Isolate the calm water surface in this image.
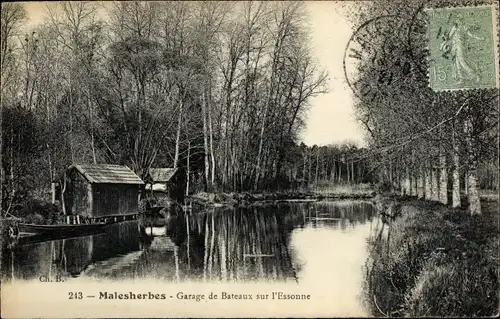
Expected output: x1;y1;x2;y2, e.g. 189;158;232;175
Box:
2;200;376;310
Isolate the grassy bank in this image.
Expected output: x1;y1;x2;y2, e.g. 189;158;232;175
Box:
188;183;375;207
364;198;499;317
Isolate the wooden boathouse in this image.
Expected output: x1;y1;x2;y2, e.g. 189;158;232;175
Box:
62;164;144;218
144;168;182;200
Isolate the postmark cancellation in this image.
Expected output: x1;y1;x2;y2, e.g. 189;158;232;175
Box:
426;4;499;91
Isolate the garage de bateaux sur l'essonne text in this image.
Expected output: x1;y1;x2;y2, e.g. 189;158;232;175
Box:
96;291;312;301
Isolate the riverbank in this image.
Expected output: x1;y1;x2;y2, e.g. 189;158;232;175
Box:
2;198;63;224
364;197;499;317
188;184;376;207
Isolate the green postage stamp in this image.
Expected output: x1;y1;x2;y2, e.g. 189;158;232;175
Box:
426;5;499;91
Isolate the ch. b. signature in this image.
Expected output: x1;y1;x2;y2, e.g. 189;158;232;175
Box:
39;274;65;282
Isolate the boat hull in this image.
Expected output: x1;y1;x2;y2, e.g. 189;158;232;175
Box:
19;223;107;236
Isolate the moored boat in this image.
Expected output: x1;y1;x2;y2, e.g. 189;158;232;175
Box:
18;222;107;236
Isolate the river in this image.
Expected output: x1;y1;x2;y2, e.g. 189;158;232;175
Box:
1;200;377;316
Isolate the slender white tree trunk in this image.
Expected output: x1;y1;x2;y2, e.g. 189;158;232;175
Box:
351;161;355;183
466;169;481;215
254;85;271;190
410;152;417;197
431;166;439;201
69;77;75;163
425;167;433;201
412;170;418;197
331;161;336;182
464;116;481;215
347;161;351;183
315;149;319;185
407;167;412;196
174;100;183;169
439;152;448;205
302;153;306;185
185;140;190;199
388;159;393;190
415;174;419;198
451;139;461;208
208;97;216;187
201;90;210;190
338;162;341;183
88;93;97;164
417;169;424;198
400;175;406;195
452;153;460;207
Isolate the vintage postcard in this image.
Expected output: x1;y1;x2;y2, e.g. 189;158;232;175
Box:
1;1;498;318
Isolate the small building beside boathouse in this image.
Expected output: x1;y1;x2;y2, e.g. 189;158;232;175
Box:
144;167;183;200
62;164;144;217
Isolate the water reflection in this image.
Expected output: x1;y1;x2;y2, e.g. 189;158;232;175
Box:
1;200;375;284
304;201;375;230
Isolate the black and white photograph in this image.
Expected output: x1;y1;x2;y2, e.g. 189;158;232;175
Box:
1;0;498;317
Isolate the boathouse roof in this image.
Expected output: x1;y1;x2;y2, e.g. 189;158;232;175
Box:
70;164;144;185
148;168;178;183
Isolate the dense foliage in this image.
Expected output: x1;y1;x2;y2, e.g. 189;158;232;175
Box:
1;2;330;213
349;0;498;215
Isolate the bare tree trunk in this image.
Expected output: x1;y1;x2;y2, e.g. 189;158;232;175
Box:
315;149;319;185
68;77;75;163
425;167;433;201
397;166;402;193
346;161;351;183
174;100;183;169
439;150;448;205
338;163;342;183
464;169;468;195
417;168;424;198
464;116;481;215
400;174;406;195
89;93;97;164
201;90;210;191
302;153;306;186
410;152;417;197
208;93;216;188
452;126;461;207
308;150;312;183
411;170;418;197
351;161;355;183
406;167;411;196
61;173;67;215
388;158;393;190
408;172;412;196
185;140;190;200
203;216;209;281
466;168;481;215
431;166;439;201
254;105;268;191
331;160;336;182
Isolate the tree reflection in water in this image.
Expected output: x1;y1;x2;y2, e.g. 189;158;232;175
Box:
1;201;375;283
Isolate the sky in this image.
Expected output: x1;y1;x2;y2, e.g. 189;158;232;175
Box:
302;2;366;147
19;1;366;147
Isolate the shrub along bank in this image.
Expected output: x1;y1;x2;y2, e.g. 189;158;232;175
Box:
364;199;498;317
188;184;376;207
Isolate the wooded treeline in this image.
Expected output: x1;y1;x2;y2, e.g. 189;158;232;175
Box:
291;142;374;188
1;1;328;211
351;0;498;215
